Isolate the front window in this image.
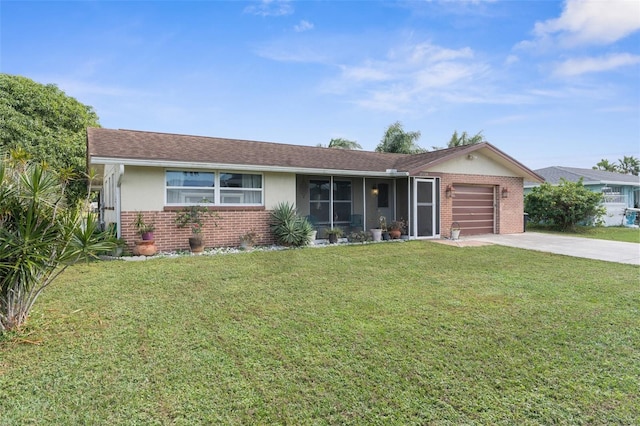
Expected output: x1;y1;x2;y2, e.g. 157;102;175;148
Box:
220;173;262;205
166;171;215;204
166;170;262;206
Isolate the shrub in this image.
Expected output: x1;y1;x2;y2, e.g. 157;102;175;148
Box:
0;153;115;332
270;202;313;247
525;178;605;231
348;231;372;243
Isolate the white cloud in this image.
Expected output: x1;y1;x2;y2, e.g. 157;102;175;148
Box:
330;41;486;111
553;53;640;76
338;62;390;82
403;42;473;63
244;0;293;17
294;20;314;32
504;55;519;66
529;0;640;47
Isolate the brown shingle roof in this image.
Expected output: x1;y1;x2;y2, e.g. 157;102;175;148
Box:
87;128;405;174
87;128;542;181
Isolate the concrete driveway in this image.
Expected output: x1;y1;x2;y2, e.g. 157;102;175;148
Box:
464;232;640;266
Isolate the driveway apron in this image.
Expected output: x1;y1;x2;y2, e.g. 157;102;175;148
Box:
466;232;640;266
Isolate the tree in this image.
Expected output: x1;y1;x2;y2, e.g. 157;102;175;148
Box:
447;130;486;147
617;155;639;176
0;152;114;333
375;121;424;154
328;138;362;150
0;74;100;203
524;178;605;231
592;159;619;173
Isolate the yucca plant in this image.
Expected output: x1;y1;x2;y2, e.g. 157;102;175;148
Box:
270;202;313;247
0;152;115;333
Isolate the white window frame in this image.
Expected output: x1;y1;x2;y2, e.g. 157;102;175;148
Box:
219;172;263;206
165;169;263;207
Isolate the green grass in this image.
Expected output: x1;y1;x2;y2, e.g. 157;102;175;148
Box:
527;224;640;243
1;242;639;425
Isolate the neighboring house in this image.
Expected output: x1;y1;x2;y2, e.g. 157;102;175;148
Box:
524;166;640;226
87;128;543;252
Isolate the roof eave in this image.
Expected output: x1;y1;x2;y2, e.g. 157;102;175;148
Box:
88;156;409;178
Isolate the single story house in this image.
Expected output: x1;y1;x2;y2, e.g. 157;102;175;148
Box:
525;166;640;227
87;128;543;252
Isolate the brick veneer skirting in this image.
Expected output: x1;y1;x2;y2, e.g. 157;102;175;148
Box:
121;209;274;252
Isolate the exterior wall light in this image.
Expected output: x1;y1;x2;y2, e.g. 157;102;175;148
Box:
446;185;456;198
502;187;509;199
372;184;379;196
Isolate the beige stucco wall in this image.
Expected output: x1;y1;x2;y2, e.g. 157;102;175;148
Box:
429;152;520;177
264;172;296;209
120;166;165;211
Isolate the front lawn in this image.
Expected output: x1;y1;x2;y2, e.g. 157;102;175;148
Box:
1;242;638;424
527;224;640;243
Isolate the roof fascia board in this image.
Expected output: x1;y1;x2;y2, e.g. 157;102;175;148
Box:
406;143;544;182
525;180;640;187
89;157;408;177
599;180;640;186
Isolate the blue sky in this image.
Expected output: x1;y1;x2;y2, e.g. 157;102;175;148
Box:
2;0;639;170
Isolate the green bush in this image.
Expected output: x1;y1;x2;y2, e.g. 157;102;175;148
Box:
0;153;115;332
525;178;605;231
348;230;372;243
270;202;313;247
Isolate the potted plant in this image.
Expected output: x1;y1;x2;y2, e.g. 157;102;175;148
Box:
111;238;127;257
379;216;390;240
174;206;219;253
133;211;155;240
239;229;259;249
451;221;461;240
388;219;405;239
370;216;385;242
324;227;343;244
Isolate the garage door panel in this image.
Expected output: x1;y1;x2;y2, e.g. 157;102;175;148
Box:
453;213;494;222
453;200;493;207
452;185;495;235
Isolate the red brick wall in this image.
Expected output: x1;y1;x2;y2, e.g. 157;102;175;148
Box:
121;209;274;252
436;173;524;237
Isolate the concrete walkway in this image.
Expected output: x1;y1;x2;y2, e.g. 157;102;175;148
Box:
462;232;640;266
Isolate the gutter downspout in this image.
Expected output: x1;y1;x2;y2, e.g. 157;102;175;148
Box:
116;164;124;238
407;176;411;238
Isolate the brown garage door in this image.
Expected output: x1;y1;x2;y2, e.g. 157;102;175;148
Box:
452;185;495;235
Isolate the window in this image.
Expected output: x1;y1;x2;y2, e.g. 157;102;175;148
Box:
220;173;262;205
602;186;621;195
166;170;263;206
377;183;389;207
309;178;351;224
166;171;215;205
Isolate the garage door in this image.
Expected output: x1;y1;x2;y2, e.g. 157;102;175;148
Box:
452;185;495;235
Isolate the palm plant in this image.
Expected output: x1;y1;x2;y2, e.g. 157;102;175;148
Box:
375;121;425;154
0;153;115;332
328;138;362;150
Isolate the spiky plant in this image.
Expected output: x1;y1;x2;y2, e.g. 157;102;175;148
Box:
0;152;115;333
270;202;313;247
